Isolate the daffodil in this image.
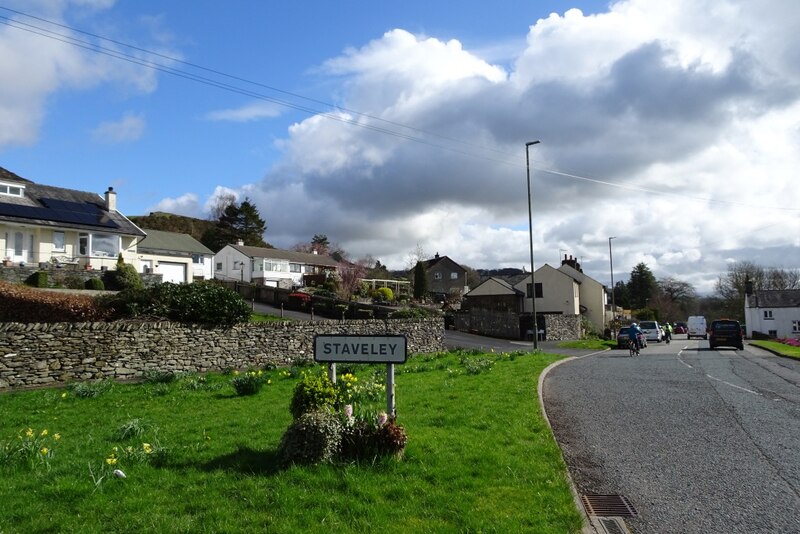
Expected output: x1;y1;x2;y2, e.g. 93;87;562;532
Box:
143;443;153;454
25;428;34;438
61;392;67;398
54;433;61;441
40;429;48;437
106;457;117;465
40;447;49;455
267;379;272;385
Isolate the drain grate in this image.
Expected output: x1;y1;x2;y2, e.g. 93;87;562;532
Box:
581;494;638;517
596;516;630;534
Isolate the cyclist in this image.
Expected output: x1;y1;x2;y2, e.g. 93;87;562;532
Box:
628;322;643;353
663;321;673;343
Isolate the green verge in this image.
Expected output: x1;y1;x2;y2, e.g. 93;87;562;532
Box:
250;311;290;322
557;338;615;350
749;340;800;360
0;350;584;533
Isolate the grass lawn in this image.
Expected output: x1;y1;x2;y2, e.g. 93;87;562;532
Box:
750;340;800;360
0;349;584;533
557;338;615;350
250;311;290;322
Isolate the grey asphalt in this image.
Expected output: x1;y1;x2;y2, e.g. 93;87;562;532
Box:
542;336;800;534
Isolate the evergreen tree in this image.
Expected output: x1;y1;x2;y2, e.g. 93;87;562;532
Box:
413;261;428;300
627;262;657;310
201;197;268;252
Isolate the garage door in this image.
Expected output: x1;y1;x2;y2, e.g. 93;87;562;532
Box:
159;262;187;284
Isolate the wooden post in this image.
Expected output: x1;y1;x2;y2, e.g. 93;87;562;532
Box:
328;363;337;384
386;363;395;418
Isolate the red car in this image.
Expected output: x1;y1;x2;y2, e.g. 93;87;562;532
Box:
673;323;687;334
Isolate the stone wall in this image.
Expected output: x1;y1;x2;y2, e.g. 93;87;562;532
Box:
0;318;443;389
0;265;162;288
451;308;581;341
544;314;581;341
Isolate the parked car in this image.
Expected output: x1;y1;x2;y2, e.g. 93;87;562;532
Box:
687;316;708;340
638;320;663;342
617;327;647;349
673;322;687;334
708;319;744;350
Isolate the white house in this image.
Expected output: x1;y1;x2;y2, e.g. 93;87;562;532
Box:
214;243;338;288
137;229;214;283
744;289;800;339
514;264;581;316
0;166;145;270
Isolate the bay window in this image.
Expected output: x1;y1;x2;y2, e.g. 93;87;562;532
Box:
78;232;120;257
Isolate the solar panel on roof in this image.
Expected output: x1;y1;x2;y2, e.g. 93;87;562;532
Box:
0;199;119;229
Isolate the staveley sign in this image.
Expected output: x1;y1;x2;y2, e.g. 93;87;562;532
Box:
313;335;407;364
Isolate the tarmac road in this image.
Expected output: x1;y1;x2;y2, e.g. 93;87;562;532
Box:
542;335;800;534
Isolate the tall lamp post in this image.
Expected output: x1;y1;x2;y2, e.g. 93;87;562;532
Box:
608;236;616;331
526;140;541;350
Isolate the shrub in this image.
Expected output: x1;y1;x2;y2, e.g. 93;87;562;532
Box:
142;369;176;384
99;282;250;326
278;410;343;465
68;380;112;398
0;282;109;323
85;277;105;291
25;271;48;288
341;414;408;460
64;274;84;290
231;371;266;396
289;371;337;419
103;259;143;291
375;287;393;302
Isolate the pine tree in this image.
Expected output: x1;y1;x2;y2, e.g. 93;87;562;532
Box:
413;261;428;300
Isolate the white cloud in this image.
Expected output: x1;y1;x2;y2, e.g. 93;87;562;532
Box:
148;192;201;217
205;101;284;122
91;113;145;143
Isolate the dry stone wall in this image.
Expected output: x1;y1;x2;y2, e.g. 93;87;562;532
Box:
0;318;443;389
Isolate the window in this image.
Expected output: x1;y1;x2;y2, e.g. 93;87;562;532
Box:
768;330;777;338
53;231;65;252
450;272;459;280
526;283;543;298
434;272;442;280
0;183;24;197
78;233;119;257
764;310;774;320
192;254;204;264
792;320;800;333
216;262;222;270
290;263;301;273
264;261;288;272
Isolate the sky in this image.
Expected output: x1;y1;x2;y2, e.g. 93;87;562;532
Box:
1;0;799;294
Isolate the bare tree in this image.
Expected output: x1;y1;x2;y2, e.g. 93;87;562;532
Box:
208;193;236;221
336;258;368;300
406;242;428;271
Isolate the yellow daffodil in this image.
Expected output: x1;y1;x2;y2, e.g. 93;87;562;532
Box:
40;429;48;437
267;379;272;385
106;457;117;465
61;392;67;398
25;428;34;438
143;443;153;454
54;433;61;441
40;447;49;455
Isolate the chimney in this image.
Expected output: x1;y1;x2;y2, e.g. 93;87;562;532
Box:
105;187;117;211
236;239;244;246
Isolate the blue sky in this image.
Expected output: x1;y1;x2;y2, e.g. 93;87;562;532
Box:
1;0;799;293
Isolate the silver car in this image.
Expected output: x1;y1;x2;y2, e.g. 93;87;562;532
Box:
638;320;663;342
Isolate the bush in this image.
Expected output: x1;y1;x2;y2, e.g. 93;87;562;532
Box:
231;371;266;396
25;271;48;288
68;380;112;398
341;415;408;461
103;261;143;291
289;371;337;419
0;281;108;323
64;274;84;290
278;410;343;465
142;369;176;384
85;277;105;291
99;282;250;326
375;287;393;302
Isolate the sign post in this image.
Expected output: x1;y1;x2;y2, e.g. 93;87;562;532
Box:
314;334;407;418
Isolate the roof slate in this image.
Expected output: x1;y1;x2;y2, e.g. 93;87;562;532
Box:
750;289;800;308
0;166;145;236
138;229;213;256
230;244;338;267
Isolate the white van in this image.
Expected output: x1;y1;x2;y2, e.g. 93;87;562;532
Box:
687;316;708;339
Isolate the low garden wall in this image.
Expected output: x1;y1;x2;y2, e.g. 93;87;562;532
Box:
0;318;444;390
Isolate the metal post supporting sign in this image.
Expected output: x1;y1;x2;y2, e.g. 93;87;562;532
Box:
314;334;407;418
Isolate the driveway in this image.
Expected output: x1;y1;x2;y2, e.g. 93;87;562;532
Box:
542;336;800;533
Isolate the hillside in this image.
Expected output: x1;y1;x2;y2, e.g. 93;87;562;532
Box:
129;212;216;242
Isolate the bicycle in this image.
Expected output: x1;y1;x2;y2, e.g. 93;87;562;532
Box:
628;338;640;357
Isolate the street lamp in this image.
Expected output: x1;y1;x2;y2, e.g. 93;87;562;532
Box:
608;236;616;330
526;140;540;350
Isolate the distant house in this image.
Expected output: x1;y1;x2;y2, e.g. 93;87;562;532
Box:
744;288;800;339
421;253;468;301
461;277;524;339
137;229;214;283
0;166;145;270
214;243;338;288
